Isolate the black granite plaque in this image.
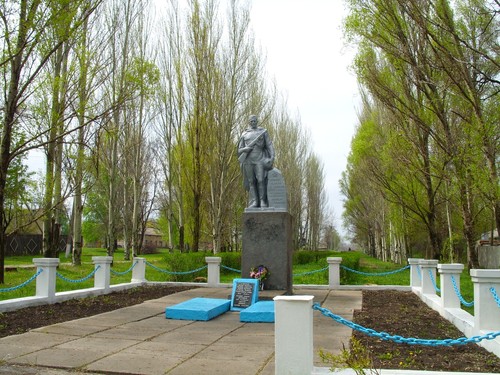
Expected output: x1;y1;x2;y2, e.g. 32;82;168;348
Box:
230;278;259;311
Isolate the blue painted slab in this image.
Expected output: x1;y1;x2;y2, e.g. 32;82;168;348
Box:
240;301;275;323
165;298;230;321
230;278;259;311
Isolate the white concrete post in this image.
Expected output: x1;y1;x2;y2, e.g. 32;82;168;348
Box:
327;257;342;288
131;257;146;283
274;295;314;375
92;256;113;292
438;263;464;309
420;259;439;295
408;258;423;288
33;258;60;301
205;257;221;286
470;269;500;332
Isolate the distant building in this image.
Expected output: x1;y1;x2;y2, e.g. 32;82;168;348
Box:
143;227;166;249
479;229;499;246
478;229;500;268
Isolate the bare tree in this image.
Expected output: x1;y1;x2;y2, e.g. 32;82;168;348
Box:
0;0;100;281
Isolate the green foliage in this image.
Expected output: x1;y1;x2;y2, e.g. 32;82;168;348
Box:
219;252;241;274
82;218;106;245
156;215;174;249
339;252;363;284
320;337;380;375
292;251;363;285
159;251;208;282
347;255;410;286
124;57;160;98
293;250;333;265
342;0;500;266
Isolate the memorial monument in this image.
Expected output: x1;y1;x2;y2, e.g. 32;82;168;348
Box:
238;115;293;293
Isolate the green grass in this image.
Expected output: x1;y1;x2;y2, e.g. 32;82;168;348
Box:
0;249;476;315
0;248;208;300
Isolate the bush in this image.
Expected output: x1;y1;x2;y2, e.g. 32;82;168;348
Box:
161;251;208;282
218;252;241;274
293;250;338;265
338;251;362;284
141;245;159;255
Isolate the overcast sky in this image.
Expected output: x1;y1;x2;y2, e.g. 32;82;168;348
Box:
249;0;360;235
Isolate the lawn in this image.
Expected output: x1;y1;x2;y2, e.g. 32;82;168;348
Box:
0;249;475;315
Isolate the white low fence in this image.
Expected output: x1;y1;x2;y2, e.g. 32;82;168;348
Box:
0;256;229;312
276;257;500;374
2;256;500;374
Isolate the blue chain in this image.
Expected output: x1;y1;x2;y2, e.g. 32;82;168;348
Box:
145;261;207;275
416;265;422;279
490;287;500;308
0;269;43;292
312;303;500;346
340;265;410;276
293;266;328;277
428;269;441;293
110;261;138;276
451;275;474;307
56;265;101;283
221;265;241;273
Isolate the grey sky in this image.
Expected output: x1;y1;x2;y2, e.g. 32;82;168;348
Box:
250;0;360;235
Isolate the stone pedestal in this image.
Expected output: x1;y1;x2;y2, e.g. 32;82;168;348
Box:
241;211;293;294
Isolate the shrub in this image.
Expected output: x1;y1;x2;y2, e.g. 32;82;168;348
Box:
218;252;241;274
293;250;339;265
161;251;208;282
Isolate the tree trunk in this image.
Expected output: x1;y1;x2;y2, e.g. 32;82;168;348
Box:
107;132;118;257
461;183;479;269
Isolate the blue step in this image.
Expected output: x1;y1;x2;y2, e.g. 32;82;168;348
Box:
240;301;275;323
165;298;231;321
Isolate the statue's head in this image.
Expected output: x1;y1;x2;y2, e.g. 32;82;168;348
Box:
249;115;258;129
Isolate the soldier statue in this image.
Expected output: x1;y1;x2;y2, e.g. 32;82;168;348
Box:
238;115;275;208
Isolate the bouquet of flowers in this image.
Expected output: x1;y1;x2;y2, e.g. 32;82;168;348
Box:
250;265;269;282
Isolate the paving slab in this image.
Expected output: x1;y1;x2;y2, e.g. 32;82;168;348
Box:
123;341;207;358
166;357;269;375
85;349;186;375
11;347;107;369
0;287;362;374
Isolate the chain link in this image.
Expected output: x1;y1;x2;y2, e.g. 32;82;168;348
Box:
490;287;500;308
340;264;410;276
56;265;101;283
428;269;441;293
0;269;43;292
145;261;207;275
110;261;138;276
293;266;328;277
451;275;474;307
312;303;500;346
221;265;241;273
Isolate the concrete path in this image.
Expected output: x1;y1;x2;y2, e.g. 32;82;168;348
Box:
0;287;362;375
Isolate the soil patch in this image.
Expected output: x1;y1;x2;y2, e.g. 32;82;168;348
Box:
352;289;500;373
0;285;193;338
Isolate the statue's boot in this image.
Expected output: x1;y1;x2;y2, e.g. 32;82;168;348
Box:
258;182;268;208
249;185;260;207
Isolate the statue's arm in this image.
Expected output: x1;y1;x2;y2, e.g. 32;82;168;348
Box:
265;133;275;162
237;136;246;156
238;134;253;155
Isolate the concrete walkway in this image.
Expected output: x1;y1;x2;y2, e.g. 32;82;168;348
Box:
0;287;362;375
